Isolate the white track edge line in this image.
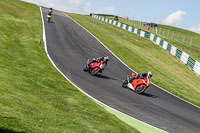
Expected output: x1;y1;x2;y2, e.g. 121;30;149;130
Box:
40;6;168;133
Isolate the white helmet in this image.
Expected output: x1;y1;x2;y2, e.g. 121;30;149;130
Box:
147;72;153;78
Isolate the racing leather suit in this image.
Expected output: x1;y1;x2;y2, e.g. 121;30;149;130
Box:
91;57;104;63
129;73;148;83
87;57;104;73
48;9;53;16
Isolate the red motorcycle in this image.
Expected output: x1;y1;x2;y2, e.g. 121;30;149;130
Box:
83;59;105;76
122;73;151;94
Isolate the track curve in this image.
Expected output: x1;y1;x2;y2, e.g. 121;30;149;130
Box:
41;7;200;133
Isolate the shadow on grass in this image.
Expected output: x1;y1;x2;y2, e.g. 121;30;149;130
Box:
0;117;26;133
0;129;25;133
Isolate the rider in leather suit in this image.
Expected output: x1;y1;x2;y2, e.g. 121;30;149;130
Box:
90;56;109;64
48;8;53;15
129;72;153;82
88;56;109;72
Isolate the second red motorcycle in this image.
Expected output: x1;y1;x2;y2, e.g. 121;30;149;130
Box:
122;73;151;94
83;59;106;76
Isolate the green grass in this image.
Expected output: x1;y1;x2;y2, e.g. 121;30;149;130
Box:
67;13;200;107
0;0;141;132
105;16;200;62
103;105;165;133
156;25;200;62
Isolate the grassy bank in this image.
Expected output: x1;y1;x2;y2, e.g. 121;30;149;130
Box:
67;13;200;106
0;0;140;132
106;16;200;62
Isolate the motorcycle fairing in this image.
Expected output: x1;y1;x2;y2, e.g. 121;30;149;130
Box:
127;83;135;91
131;78;146;89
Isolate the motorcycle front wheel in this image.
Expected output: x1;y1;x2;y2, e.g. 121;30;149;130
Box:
90;69;99;76
135;85;146;94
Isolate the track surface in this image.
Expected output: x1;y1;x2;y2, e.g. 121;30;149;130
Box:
41;7;200;133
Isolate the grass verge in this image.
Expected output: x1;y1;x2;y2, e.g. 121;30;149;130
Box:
102;105;165;133
0;0;141;132
106;16;200;62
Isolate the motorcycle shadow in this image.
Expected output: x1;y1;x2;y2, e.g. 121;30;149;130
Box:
126;88;159;98
95;74;117;80
48;21;54;23
140;92;159;98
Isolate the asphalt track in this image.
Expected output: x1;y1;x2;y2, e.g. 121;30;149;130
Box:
41;7;200;133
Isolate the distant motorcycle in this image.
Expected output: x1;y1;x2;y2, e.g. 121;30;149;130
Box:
46;14;52;22
83;59;106;76
122;73;151;94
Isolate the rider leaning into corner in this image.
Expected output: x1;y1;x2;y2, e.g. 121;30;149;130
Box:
90;56;109;63
129;72;153;82
48;8;53;15
88;56;109;69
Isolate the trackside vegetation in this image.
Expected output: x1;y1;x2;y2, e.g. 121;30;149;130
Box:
0;0;141;132
106;16;200;62
67;13;200;107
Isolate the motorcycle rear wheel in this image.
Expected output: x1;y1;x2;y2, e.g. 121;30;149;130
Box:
122;80;128;88
83;66;88;72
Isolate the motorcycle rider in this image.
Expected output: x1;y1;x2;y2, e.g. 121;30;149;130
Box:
89;56;109;64
46;8;53;22
129;72;153;83
87;56;109;72
48;8;53;15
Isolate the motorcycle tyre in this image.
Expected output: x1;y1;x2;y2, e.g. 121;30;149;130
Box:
135;85;146;94
122;80;128;88
83;66;88;72
47;18;50;22
90;69;99;76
